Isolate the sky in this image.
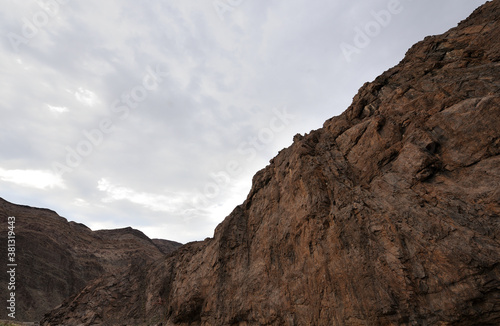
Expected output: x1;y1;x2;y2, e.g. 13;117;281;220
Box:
0;0;488;243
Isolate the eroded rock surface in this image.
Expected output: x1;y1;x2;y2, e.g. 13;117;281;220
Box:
0;198;182;321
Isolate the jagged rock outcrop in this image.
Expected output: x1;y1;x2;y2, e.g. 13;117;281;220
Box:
43;1;500;325
0;198;182;321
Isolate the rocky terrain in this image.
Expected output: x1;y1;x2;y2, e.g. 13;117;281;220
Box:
0;198;182;321
7;0;499;324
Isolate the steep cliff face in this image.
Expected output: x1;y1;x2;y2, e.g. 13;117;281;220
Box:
0;198;182;321
43;1;500;325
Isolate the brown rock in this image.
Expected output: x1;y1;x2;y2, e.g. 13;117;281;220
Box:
41;0;500;325
153;239;184;255
0;198;182;321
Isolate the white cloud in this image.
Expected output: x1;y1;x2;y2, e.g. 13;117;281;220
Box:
73;198;90;207
97;178;191;214
74;87;99;106
0;168;65;190
47;104;68;113
85;220;121;232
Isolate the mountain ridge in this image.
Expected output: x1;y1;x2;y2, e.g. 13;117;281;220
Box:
0;197;182;321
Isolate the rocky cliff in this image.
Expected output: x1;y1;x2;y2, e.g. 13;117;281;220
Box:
41;0;500;324
0;198;182;321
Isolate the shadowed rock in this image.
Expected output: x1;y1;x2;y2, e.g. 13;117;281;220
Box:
0;198;182;321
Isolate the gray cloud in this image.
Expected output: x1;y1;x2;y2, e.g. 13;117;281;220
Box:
0;0;487;243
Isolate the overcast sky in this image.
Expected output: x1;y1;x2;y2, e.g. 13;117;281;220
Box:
0;0;487;243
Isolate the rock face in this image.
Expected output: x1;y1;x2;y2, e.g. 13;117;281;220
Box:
42;1;500;325
0;198;182;321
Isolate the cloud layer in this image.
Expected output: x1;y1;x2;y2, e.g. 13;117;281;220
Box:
0;0;487;243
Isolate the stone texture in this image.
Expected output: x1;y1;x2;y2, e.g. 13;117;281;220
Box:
0;198;182;321
41;0;500;324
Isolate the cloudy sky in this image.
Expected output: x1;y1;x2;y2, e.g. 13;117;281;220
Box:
0;0;487;243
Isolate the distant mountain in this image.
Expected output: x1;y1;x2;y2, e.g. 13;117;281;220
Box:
0;198;182;321
26;0;500;324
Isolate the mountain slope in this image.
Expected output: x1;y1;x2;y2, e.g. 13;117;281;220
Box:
0;198;182;321
43;1;500;325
